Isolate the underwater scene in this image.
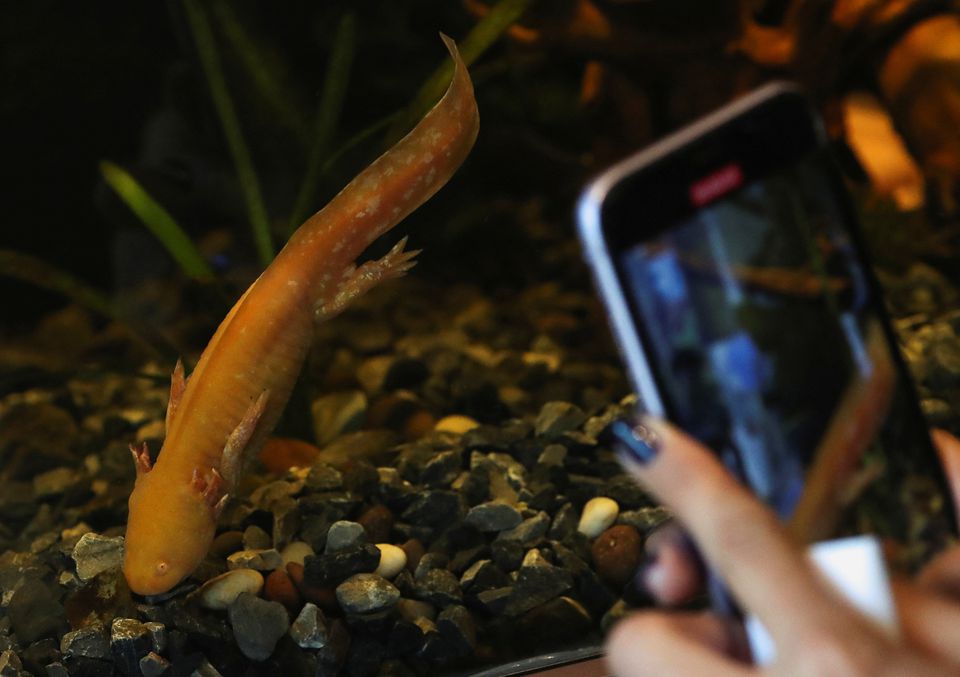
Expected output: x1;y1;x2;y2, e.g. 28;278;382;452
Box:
2;2;960;676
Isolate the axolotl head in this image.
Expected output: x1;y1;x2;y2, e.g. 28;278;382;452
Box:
123;466;218;596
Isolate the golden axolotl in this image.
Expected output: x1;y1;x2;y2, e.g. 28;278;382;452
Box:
123;36;478;596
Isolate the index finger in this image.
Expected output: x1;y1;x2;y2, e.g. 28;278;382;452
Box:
616;416;849;640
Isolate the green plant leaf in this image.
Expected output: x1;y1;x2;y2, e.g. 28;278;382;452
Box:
0;248;174;358
183;0;274;266
100;161;215;282
209;0;309;142
385;0;534;145
288;11;358;233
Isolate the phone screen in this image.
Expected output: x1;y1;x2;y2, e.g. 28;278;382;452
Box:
613;147;954;564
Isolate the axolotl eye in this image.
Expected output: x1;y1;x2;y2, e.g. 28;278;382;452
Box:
155;560;170;577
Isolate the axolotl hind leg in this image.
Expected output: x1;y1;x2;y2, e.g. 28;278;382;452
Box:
314;236;420;322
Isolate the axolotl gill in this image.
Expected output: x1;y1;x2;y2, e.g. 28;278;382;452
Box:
123;36;479;596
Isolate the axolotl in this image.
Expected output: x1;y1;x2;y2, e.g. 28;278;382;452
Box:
123;36;479;596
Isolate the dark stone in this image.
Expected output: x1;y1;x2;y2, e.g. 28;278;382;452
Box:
460;560;510;595
496;511;549;545
325;521;368;553
421;450;462;488
21;638;59;675
345;634;386;677
490;539;524;572
459;468;489;507
227;593;290;662
534;402;587;438
109;618;152;676
548;503;579;541
448;544;488;575
138;652;170;677
340;460;380;495
356;504;394;543
383;357;429;391
565;474;607;506
617;506;671;535
437;605;476;658
603;475;651;509
401;491;462;528
387;620;427;657
461;422;529;452
526;483;561;512
517;596;594;648
474;587;512;615
503;558;574;617
413;552;448;580
336;574;400;614
413;569;462;608
304;544;381;587
306;463;344;492
464;501;521;532
9;578;64;643
60;624;109;660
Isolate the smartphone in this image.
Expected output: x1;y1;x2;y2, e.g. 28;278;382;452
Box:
576;82;955;567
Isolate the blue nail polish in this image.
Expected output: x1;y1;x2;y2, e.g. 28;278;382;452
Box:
607;416;660;464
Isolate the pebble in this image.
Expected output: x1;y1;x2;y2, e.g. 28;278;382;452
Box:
197;569;265;610
72;533;124;582
497;511;550;544
325;521;368;554
60;624;109;659
139;652;170;677
465;501;523;532
32;467;78;498
413;568;462;607
110;618;152;676
226;548;284;571
290;603;332;650
242;525;272;550
264;568;302;613
396;598;436;622
534;401;587;438
434;415;480;434
336;574;400;614
311;390;368;445
357;504;394;543
578;497;620;538
306;463;344;491
591;524;643;587
228;593;290;662
280;541;314;566
303;543;381;586
400;539;425;573
374;544;407;579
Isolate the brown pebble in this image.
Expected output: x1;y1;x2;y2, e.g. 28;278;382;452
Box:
287;562;338;613
400;538;425;573
357;504;395;543
591;524;642;587
264;568;302;614
258;437;322;473
210;531;244;558
404;409;436;440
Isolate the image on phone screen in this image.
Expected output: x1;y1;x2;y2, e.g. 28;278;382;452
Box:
615;150;953;565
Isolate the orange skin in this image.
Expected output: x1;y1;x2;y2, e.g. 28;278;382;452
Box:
123;36;479;596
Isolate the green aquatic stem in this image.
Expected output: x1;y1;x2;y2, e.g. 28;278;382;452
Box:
100;162;215;282
183;0;273;267
287;11;358;233
0;249;173;358
209;0;309;142
385;0;534;145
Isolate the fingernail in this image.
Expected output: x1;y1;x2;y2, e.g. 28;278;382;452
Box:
607;415;661;465
623;553;658;604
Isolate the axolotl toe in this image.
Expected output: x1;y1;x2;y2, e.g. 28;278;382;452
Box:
122;35;479;596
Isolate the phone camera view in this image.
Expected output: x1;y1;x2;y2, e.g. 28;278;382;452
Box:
619;154;952;565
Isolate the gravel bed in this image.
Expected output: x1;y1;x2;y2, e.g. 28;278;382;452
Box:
0;247;956;675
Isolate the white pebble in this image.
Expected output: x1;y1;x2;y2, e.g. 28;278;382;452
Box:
577;497;620;538
374;543;407;579
280;541;315;567
197;569;264;610
434;415;480;434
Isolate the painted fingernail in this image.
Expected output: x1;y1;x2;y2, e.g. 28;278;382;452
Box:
607;415;661;465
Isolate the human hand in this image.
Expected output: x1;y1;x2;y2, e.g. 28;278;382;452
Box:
605;418;960;675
